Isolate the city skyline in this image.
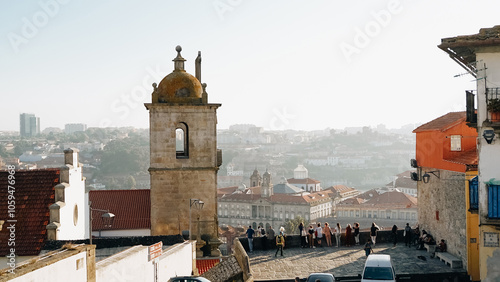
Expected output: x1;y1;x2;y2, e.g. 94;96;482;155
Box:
2;1;499;131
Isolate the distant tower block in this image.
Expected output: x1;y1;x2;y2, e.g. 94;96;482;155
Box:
145;46;222;240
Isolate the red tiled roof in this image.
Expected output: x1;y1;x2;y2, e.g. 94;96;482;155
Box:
217;186;238;196
196;258;220;275
89;190;150;230
364;191;417;208
0;169;60;256
302;190;335;203
356;189;379;200
287;178;320;184
272;193;308;204
444;147;478;166
385;170;417;189
338;197;364;205
412;112;466;133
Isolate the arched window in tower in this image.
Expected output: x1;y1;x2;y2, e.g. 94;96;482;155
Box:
175;122;189;158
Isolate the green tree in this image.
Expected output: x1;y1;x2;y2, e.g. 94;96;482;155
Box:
284;216;306;235
107;177;119;189
13;140;32;156
69;131;89;143
99;135;149;174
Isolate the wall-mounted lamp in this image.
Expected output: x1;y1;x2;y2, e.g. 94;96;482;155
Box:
483;130;495;144
189;198;204;240
422;170;440;184
89;201;115;245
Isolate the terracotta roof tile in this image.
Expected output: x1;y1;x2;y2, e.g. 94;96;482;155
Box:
217;186;238;196
287;178;321;184
0;169;60;256
444;147;478;166
385;170;417;189
338;197;364;205
364;191;417;208
89;190;150;230
196;258;221;275
412;112;466;133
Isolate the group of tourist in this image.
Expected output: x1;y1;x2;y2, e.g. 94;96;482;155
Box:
245;222;426;258
297;221;366;248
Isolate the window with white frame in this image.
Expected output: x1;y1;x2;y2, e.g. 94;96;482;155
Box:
451;135;462;151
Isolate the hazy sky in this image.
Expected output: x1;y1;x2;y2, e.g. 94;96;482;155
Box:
1;0;499;132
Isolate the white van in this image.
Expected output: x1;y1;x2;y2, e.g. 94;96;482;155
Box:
361;254;396;282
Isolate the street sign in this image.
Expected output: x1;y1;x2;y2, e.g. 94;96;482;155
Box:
149;241;163;261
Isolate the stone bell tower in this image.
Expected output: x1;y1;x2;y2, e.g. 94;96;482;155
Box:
145;46;222;247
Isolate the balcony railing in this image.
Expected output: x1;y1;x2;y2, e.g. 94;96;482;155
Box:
486;88;500;123
486;87;500;101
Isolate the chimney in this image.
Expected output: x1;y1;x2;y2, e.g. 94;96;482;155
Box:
64;148;79;167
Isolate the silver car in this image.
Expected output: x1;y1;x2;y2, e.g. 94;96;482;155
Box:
306;272;336;282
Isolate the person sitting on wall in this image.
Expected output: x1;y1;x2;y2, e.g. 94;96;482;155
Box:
435;239;447;252
417;230;435;249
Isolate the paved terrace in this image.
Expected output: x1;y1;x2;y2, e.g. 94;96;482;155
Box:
247;242;468;281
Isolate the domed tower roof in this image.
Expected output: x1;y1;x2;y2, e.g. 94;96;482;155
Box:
252;168;260;176
152;46;205;104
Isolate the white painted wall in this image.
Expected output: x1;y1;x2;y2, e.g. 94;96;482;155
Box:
10;251;87;282
57;150;87;240
92;228;151;237
476;51;500;221
95;242;194;282
59;166;86;239
157;241;195;280
96;245;154;282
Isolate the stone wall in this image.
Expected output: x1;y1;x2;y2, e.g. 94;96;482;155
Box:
418;169;467;268
148;104;220;239
202;256;243;282
233;238;253;282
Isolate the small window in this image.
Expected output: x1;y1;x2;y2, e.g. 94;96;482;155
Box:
73;204;78;226
469;176;479;210
175;123;189;159
451;135;462;151
488;184;500;219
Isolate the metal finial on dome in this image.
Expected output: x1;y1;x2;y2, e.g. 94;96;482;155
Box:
173;45;186;71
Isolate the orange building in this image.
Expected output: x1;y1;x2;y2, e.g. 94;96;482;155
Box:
413;111;478;279
413;111;477;173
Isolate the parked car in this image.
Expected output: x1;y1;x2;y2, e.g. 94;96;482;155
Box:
361;254;396;282
168;276;211;282
306;272;335;282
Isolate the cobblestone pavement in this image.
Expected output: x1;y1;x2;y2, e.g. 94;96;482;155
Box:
248;243;465;280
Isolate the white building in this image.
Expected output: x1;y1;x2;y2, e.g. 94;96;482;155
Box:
65;123;87;134
438;25;500;281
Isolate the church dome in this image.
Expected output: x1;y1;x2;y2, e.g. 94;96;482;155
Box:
153;46;203;104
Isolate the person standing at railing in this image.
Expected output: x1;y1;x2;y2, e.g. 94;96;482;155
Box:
370;222;380;246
